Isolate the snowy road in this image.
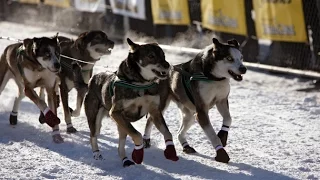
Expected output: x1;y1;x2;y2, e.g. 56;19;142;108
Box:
0;22;319;180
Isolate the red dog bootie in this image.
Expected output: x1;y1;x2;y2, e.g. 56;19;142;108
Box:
132;144;144;164
43;108;60;128
164;140;179;161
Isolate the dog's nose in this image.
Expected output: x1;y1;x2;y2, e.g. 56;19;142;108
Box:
160;71;167;76
239;65;247;74
54;63;61;70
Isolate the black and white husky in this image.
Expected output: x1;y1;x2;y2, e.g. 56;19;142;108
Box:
83;38;179;167
143;38;247;163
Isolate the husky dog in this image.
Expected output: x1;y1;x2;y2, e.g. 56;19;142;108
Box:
38;31;114;137
0;35;61;136
83;38;179;167
143;38;247;163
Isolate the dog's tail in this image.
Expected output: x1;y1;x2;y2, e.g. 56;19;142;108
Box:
72;62;88;91
0;48;10;94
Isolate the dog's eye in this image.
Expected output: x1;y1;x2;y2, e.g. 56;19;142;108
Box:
226;56;233;61
148;54;155;59
45;53;50;57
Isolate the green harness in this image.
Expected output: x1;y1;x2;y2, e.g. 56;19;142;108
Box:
109;77;157;97
182;73;226;105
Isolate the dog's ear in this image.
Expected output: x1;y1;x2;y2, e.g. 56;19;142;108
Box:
75;32;88;50
127;38;140;53
23;38;33;49
227;39;240;49
212;38;222;50
53;32;60;44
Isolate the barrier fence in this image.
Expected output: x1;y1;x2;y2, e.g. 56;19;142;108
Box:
1;0;320;73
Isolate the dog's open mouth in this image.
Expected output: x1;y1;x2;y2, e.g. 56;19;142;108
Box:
228;70;243;81
95;47;113;55
152;69;168;79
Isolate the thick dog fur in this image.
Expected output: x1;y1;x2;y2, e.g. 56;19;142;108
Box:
0;35;62;141
38;31;114;137
143;38;247;163
84;38;179;167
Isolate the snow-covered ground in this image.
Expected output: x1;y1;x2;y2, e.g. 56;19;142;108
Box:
0;21;319;180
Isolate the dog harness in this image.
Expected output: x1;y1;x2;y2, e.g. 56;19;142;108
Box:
108;77;157;97
16;45;43;77
182;73;225;105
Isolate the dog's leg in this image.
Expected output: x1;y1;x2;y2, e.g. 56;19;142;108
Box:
38;87;46;124
216;98;231;147
90;107;106;160
60;81;77;133
149;106;179;161
10;79;25;125
71;87;87;117
110;110;144;164
143;117;153;148
177;107;196;154
0;70;11;95
47;88;63;143
24;86;60;128
196;108;230;163
117;126;135;167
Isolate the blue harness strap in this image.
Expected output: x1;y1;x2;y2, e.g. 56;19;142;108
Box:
109;78;157;97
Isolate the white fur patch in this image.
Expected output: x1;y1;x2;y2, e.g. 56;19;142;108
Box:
36;46;59;72
23;68;58;88
87;43;107;60
199;80;230;107
122;95;160;117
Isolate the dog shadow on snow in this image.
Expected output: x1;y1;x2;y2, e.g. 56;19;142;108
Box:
0;105;293;180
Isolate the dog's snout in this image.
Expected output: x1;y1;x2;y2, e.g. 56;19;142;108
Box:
239;65;247;74
160;71;167;76
54;63;61;70
108;40;115;48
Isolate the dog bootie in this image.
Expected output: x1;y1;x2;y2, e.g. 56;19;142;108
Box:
9;111;18;125
43;108;60;128
122;157;135;167
215;146;230;163
218;127;229;147
132;144;144;164
164;140;179;161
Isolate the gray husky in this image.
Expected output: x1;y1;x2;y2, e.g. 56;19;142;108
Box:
83;38;179;167
143;38;247;163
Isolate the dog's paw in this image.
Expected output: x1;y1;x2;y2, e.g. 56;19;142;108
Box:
93;151;104;160
52;134;64;144
217;130;228;147
183;145;197;154
143;138;151;148
67;126;78;133
215;148;230;163
164;145;179;161
122;157;135;167
39;112;46;124
9;112;18;125
132;145;144;164
44;109;60;128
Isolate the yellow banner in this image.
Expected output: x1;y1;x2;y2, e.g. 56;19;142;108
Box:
19;0;39;4
43;0;70;8
253;0;307;42
151;0;190;25
201;0;247;36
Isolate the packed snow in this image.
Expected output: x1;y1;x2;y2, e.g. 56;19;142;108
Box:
0;22;319;180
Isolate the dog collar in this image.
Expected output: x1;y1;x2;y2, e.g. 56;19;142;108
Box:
109;78;157;97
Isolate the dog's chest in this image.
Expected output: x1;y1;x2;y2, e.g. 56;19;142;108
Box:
122;95;160;120
198;81;230;106
23;68;57;88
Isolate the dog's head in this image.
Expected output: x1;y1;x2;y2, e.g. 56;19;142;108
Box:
202;38;247;81
23;34;61;73
74;30;114;60
126;38;170;81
